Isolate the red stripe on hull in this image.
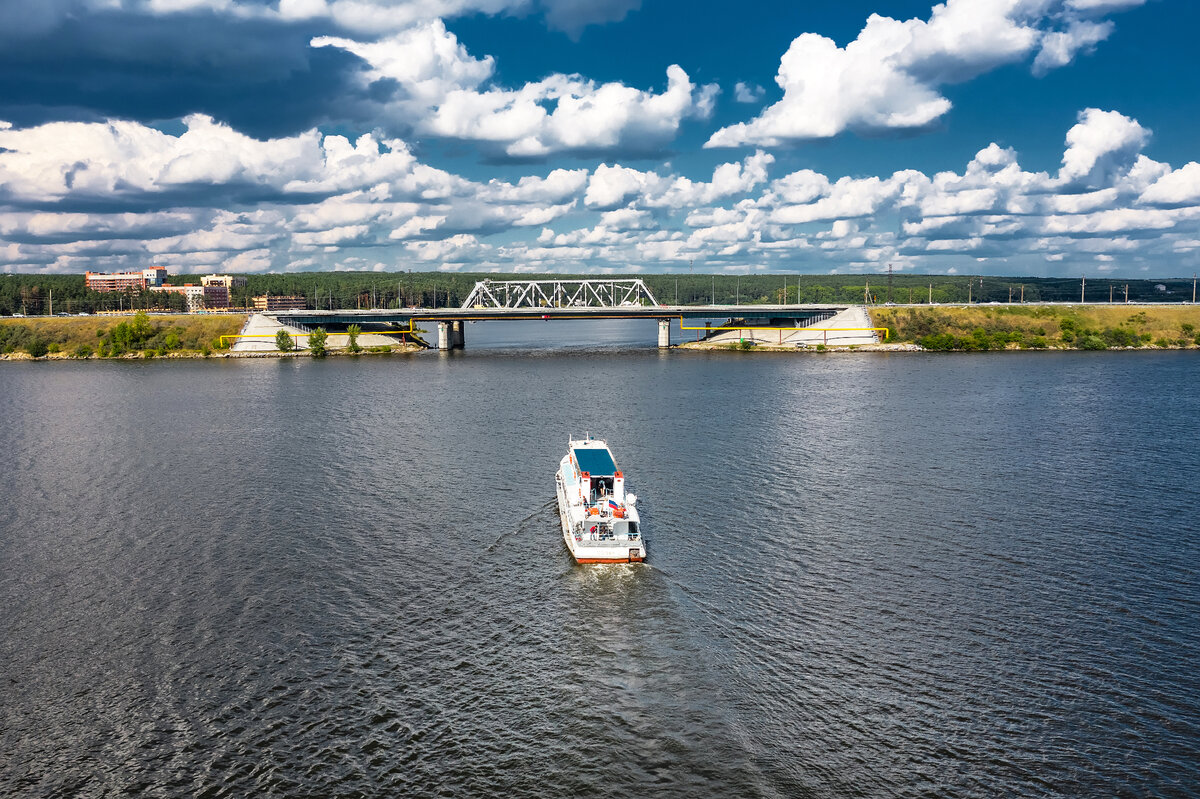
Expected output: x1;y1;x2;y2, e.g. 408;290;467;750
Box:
574;556;645;564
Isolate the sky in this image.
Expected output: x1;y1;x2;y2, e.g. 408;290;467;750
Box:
1;0;1197;278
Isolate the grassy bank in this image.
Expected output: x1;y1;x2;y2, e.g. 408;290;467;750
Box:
0;313;246;358
871;305;1200;351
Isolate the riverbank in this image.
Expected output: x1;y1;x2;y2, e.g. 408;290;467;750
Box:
0;313;423;359
0;313;246;358
872;304;1200;351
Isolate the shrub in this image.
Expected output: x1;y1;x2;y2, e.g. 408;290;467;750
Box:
1026;336;1048;349
26;338;49;357
918;332;958;351
1182;323;1195;335
347;323;362;353
737;338;755;350
1102;327;1140;348
73;344;93;358
1078;335;1107;350
1153;337;1172;348
308;327;328;358
275;329;295;352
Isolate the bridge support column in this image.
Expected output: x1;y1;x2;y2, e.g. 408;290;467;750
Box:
437;322;450;350
657;319;671;348
451;320;465;349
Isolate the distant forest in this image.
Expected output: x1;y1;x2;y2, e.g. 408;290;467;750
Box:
2;271;1197;316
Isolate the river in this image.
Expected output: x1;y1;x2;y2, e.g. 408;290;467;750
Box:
2;324;1198;797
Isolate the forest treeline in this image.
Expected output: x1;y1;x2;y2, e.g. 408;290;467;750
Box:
2;271;1197;316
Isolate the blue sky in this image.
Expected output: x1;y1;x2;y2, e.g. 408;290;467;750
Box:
1;0;1196;278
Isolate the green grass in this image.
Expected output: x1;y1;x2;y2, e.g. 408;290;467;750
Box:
871;305;1200;351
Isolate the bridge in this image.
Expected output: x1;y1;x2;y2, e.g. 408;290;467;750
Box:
260;279;863;350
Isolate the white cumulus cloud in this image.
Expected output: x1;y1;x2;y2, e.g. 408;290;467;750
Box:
708;0;1147;147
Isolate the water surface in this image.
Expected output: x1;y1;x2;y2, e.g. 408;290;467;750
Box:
2;339;1198;797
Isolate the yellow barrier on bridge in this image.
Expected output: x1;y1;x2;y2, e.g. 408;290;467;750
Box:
676;319;890;342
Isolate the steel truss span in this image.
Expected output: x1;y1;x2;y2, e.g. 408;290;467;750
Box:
461;279;659;309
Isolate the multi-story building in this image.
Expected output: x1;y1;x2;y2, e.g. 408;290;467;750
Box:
85;268;167;292
201;274;247;290
150;283;229;312
199;275;246;310
252;295;307;311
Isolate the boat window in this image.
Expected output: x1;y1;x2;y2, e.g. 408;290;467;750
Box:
628;522;638;535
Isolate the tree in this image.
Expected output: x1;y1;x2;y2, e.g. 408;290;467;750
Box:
275;329;295;352
308;326;328;357
346;323;362;353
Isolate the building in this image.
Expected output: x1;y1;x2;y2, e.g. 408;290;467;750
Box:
85;268;167;292
252;295;307;311
201;274;248;289
199;275;246;310
150;283;229;312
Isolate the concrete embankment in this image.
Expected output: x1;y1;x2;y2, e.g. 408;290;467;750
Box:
231;313;422;353
679;306;883;350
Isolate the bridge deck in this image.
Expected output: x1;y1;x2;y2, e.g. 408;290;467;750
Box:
270;304;850;326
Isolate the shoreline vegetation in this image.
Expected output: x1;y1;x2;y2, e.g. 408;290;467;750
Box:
3;304;1200;361
0;312;423;361
870;305;1200;352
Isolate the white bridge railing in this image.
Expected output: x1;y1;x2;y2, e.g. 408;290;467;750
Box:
462;279;659;309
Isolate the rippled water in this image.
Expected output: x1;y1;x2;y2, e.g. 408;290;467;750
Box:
2;329;1198;797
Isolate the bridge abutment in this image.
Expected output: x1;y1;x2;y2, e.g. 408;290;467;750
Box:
657;319;671;348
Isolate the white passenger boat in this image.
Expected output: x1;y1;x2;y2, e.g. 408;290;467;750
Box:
555;436;646;564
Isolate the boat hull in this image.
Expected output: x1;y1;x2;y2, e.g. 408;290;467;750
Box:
556;461;646;564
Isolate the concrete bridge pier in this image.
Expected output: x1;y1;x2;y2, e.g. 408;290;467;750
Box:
438;320;466;350
657;319;671;348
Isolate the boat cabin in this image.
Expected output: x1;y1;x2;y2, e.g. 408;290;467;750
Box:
571;445;625;505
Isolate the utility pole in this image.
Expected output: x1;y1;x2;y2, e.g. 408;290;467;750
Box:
886;263;894;304
1194;273;1197;304
1021;284;1025;303
712;276;715;305
1081;276;1085;303
864;278;871;305
1124;284;1129;304
968;279;972;304
1109;285;1113;303
1009;286;1013;303
929;282;933;304
48;288;52;316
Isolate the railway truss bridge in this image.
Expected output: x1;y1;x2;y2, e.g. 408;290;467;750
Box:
265;278;871;350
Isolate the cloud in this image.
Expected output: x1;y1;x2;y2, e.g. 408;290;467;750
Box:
538;0;641;39
3;104;1198;276
1059;108;1150;187
733;82;765;104
315;24;717;158
584;151;773;209
1139;163;1200;207
707;0;1147;147
0;4;370;137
